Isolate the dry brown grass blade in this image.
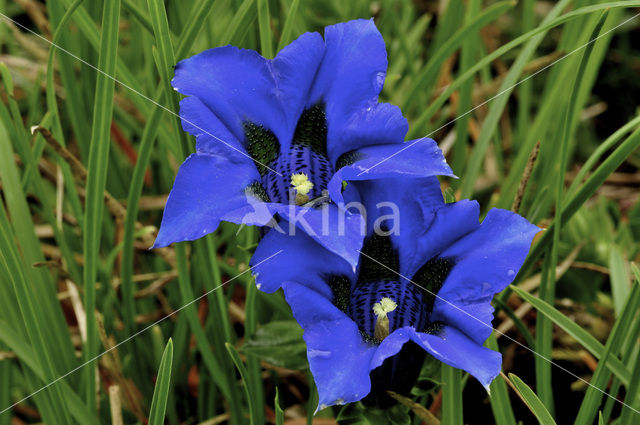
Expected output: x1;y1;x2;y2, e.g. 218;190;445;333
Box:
511;141;540;213
387;391;441;425
109;385;123;425
33;125;176;266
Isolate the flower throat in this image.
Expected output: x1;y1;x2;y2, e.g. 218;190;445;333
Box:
329;233;454;343
243;102;333;205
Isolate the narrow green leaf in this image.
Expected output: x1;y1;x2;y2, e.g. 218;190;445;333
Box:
147;0;190;158
241;320;308;369
459;0;571;198
148;339;174;425
174;245;232;400
609;246;630;316
408;1;640;140
441;364;463;425
511;286;631;386
607;266;640;425
82;0;121;411
277;0;301;52
221;0;257;46
519;126;640;279
226;342;258;425
567;114;640;197
0;198;72;423
403;1;515;111
486;335;517;425
508;374;556;425
0;320;97;424
256;0;273;57
275;387;284;425
120;0;219;332
574;268;640;425
538;12;608;413
0;76;76;372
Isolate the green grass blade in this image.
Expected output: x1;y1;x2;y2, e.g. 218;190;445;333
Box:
408;1;640;141
256;0;273;57
0;75;76;372
536;11;609;413
608;246;630;316
606;265;640;425
0;319;98;424
275;387;284;425
147;0;190;158
120;0;218;332
277;0;301;52
148;339;174;425
486;335;517;425
226;342;258;425
0;200;72;423
518;126;640;278
441;364;463;425
451;0;481;178
567;114;640;197
122;0;155;34
574;271;640;425
459;0;571;198
511;286;631;386
221;0;257;46
618;359;640;422
508;374;556;425
174;244;244;425
81;0;121;412
402;1;515;112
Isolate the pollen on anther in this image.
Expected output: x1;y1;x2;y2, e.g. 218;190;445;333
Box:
373;297;397;319
290;172;313;195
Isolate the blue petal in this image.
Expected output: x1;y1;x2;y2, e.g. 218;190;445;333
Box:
250;215;356;294
371;326;502;390
345;176;445;265
309;19;386;118
306;20;407;161
233;200;365;269
400;200;481;278
179;96;249;161
328;102;408;163
271;32;326;134
173;33;325;154
172;46;287;143
414;326;503;389
281;282;376;409
153;153;266;247
261;203;365;269
431;208;540;345
328;138;454;204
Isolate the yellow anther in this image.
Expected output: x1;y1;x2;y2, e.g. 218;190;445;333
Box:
291;173;314;205
373;297;397;341
291;173;313;195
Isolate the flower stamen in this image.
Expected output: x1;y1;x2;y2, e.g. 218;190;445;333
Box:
291;172;314;205
373;297;397;341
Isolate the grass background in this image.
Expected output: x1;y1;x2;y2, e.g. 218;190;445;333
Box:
0;0;640;424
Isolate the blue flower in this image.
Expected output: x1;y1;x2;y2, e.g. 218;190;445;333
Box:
250;176;539;410
153;19;452;266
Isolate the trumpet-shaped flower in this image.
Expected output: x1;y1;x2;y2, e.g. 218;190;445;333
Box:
251;176;539;409
153;19;452;266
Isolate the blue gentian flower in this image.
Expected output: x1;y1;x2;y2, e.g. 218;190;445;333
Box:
153;19;452;266
250;176;539;410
